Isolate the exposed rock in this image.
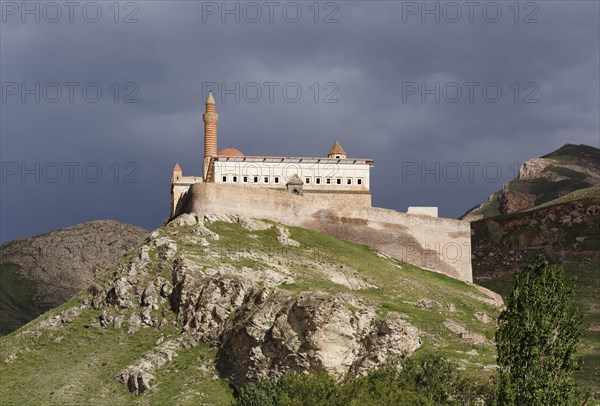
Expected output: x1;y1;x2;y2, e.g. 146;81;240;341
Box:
276;225;300;247
142;283;159;310
118;368;155;395
140;246;150;262
203;213;237;223
4;354;17;363
99;310;114;327
474;311;493;324
323;267;375;290
17;307;83;339
218;292;421;388
472;286;504;308
157;240;177;260
443;319;490;345
238;217;272;231
350;313;421;374
118;335;197;394
114;315;125;329
447;303;457;313
192;224;220;241
167;213;197;227
160;281;173;298
419;298;440;309
586;205;599;215
128;314;142;334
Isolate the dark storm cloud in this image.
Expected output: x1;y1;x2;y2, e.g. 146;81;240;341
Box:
1;1;598;242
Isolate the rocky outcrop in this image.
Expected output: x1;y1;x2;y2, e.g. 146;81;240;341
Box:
498;182;538;215
218;292;420;387
471;198;600;279
84;214;423;393
462;144;600;220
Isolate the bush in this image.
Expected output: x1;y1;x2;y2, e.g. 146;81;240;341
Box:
233;353;493;406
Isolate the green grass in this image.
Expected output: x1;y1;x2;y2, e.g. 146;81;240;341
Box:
0;301;234;405
1;220;505;405
530;186;600;210
0;263;41;335
541;143;599;166
164;220;502;377
219;222;500;369
461;192;501;219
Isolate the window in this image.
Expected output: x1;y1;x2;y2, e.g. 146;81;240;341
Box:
335;155;340;158
253;176;258;183
326;178;331;185
222;176;227;182
264;176;269;183
305;177;311;184
233;176;238;183
274;177;280;184
315;177;321;184
243;176;248;183
336;178;342;185
357;178;363;185
347;178;352;185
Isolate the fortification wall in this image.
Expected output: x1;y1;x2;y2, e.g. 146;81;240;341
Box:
180;183;472;282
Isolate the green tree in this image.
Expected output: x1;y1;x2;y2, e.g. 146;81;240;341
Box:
495;257;583;405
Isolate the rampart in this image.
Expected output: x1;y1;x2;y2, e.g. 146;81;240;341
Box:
179;183;472;282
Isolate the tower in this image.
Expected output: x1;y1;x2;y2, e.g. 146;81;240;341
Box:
203;92;218;181
171;162;182;183
328;140;347;159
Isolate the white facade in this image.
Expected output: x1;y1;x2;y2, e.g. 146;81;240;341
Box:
212;157;372;192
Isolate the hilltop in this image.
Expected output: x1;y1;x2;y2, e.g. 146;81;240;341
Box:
1;214;502;405
462;144;599;220
0;221;148;335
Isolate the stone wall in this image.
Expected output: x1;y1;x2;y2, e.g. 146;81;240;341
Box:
407;207;439;218
179;183;472;282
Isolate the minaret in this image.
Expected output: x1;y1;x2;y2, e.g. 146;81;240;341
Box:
203;92;218;181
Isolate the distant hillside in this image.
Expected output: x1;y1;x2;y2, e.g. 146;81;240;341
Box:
0;221;148;335
459;143;600;393
462;144;599;220
470;197;600;392
0;214;503;405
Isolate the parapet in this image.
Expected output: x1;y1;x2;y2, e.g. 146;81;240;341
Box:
407;207;439;218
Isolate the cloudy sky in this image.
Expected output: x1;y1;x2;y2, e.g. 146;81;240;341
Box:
1;1;598;243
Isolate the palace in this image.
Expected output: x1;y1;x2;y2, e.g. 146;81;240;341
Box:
170;93;472;283
171;92;374;217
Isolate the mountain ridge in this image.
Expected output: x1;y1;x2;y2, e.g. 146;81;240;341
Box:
0;220;148;335
461;143;599;220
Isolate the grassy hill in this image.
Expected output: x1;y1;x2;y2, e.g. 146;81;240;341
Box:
462;144;599;220
1;217;502;405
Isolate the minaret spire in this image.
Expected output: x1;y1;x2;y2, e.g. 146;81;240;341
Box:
203;92;218;181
